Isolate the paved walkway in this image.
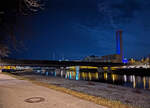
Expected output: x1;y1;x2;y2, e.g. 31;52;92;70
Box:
0;74;106;108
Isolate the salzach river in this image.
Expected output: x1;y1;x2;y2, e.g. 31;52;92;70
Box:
38;70;150;90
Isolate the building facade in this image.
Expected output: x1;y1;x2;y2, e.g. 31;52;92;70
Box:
83;54;122;63
101;54;122;63
83;55;102;62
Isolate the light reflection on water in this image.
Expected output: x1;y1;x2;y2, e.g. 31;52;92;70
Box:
37;70;150;90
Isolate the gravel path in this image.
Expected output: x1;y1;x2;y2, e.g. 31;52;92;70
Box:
0;74;106;108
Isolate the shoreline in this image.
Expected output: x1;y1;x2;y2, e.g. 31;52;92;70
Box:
3;71;150;108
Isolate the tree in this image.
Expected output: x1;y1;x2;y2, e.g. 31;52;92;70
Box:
0;0;44;57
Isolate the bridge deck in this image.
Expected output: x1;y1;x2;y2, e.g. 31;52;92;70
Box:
0;59;124;67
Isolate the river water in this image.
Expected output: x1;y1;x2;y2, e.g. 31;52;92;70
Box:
38;70;150;90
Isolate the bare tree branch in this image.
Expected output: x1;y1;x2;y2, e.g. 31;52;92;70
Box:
0;0;45;57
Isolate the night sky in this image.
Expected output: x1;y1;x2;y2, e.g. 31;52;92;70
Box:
11;0;150;60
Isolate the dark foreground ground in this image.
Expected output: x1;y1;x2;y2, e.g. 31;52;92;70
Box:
9;71;150;108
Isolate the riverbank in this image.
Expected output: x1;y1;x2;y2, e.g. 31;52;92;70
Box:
4;71;150;108
0;73;107;108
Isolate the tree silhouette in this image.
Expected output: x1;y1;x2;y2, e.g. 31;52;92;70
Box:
0;0;44;57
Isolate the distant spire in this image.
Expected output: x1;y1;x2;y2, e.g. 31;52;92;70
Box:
62;53;65;61
52;52;55;60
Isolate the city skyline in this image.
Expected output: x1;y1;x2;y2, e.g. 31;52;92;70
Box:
1;1;150;108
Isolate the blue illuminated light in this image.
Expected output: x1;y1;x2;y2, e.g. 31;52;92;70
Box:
46;72;49;76
117;34;121;55
76;66;80;80
54;72;56;77
69;72;72;79
123;58;128;63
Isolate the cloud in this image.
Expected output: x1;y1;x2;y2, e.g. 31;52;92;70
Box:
97;0;141;29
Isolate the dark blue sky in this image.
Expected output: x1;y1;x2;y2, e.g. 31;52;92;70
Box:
11;0;150;60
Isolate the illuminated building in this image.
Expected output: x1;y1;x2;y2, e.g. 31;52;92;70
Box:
83;54;122;63
83;55;102;62
101;54;122;63
83;30;124;63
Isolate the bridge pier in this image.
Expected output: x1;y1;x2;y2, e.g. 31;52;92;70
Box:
75;66;80;80
98;67;104;73
41;70;46;75
61;67;66;77
45;71;49;76
56;67;66;78
107;67;112;73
